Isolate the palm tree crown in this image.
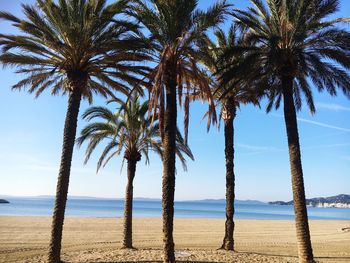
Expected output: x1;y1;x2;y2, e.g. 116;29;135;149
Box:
222;0;350;112
76;97;193;171
130;0;230;141
0;0;147;100
200;24;260;121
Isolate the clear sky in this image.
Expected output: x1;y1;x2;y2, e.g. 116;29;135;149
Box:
0;0;349;202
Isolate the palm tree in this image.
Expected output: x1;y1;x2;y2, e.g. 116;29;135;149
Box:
199;25;260;251
76;96;193;249
221;1;350;262
129;1;229;261
0;1;148;262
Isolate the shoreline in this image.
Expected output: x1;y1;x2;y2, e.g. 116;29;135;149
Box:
0;214;350;222
1;216;350;262
1;214;350;220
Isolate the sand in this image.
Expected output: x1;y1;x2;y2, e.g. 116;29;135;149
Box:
0;216;349;262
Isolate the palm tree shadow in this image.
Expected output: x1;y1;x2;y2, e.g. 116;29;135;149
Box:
90;261;220;263
238;251;350;261
316;256;350;260
238;251;298;258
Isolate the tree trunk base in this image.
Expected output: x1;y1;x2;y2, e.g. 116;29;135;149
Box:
121;246;136;250
218;246;235;251
299;259;315;263
47;256;65;263
220;239;234;251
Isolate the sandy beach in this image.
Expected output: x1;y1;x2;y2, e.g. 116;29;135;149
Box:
0;216;349;262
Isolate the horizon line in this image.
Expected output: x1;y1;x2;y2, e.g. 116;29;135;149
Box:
1;194;348;202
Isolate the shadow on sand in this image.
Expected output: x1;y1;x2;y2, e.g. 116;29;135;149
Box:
316;256;350;260
86;262;220;263
238;250;298;258
239;251;350;261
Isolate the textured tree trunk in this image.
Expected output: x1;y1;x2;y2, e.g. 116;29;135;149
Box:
48;81;83;263
122;158;137;249
162;59;177;263
282;76;314;263
221;99;236;251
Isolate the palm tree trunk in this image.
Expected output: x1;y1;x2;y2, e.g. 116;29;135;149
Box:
221;99;236;251
162;60;177;263
122;158;137;249
282;76;314;263
48;84;83;263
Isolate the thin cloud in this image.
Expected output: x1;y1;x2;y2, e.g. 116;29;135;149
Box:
0;153;116;177
24;162;116;177
237;143;280;151
297;117;350;133
303;143;350;150
271;113;350;133
303;131;346;142
237;143;284;156
342;156;350;161
316;102;350;112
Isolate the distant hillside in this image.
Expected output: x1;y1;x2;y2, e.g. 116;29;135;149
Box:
269;194;350;208
192;199;265;205
0;195;266;205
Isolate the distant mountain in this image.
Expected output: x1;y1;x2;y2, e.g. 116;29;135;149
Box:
134;197;161;202
236;199;266;205
0;199;9;204
38;195;108;200
181;199;266;205
0;195;266;204
269;194;350;208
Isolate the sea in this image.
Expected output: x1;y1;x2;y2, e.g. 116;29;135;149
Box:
1;197;350;220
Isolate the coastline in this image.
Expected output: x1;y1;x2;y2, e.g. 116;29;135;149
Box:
1;216;349;262
2;197;350;220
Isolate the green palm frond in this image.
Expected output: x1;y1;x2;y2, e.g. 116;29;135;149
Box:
77;96;193;173
198;23;263;126
221;0;350;113
0;0;150;101
129;0;231;143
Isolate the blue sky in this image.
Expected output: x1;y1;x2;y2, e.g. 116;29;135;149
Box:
0;0;349;202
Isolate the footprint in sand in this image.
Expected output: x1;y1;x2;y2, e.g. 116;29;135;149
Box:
341;227;350;233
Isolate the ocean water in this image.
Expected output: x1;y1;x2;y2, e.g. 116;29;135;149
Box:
1;197;350;220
